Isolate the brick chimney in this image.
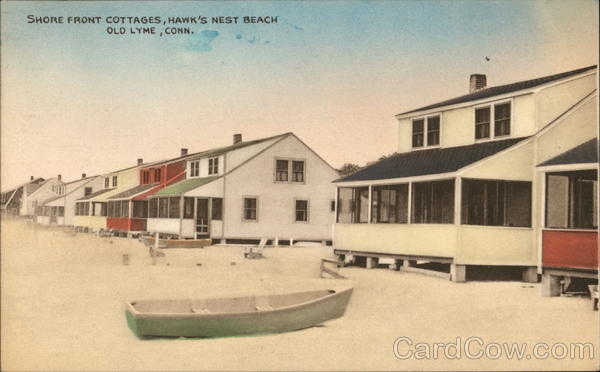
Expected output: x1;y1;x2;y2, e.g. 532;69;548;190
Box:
30;176;34;181
180;148;188;156
137;158;143;165
233;133;242;145
81;173;86;179
57;174;62;181
470;74;487;93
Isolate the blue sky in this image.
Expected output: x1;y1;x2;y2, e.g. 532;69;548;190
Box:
1;0;598;187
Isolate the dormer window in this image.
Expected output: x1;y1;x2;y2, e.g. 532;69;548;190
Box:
412;115;441;148
190;161;199;177
208;157;219;175
142;171;150;184
154;168;161;182
475;101;511;140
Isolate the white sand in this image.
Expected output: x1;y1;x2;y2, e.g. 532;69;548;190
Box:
1;219;598;371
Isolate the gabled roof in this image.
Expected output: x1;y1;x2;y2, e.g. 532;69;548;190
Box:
537;138;598;167
398;65;597;116
108;184;157;200
336;137;530;183
152;176;219;197
77;188;115;201
185;133;291;162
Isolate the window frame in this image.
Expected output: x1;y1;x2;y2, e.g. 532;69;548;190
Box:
294;199;309;223
274;158;306;184
208;157;219;175
112;176;118;187
411;114;442;149
473;99;513;142
189;160;200;178
242;196;258;222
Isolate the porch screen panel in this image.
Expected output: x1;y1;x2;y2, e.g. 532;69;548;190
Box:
354;187;369;223
412;180;454;224
158;198;168;218
462;179;531;227
121;201;129;218
371;184;408;223
184;197;195;219
107;201;114;217
149;198;158;218
546;171;598;229
132;200;148;218
169;197;180;218
336;188;354;224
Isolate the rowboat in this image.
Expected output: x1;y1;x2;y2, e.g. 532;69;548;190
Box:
140;235;211;249
125;287;353;338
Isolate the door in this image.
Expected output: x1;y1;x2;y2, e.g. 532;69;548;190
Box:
196;198;209;238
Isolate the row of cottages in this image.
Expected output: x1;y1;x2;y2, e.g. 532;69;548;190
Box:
1;176;66;218
67;132;338;243
333;65;598;288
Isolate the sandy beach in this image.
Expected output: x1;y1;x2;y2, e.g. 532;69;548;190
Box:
1;218;598;371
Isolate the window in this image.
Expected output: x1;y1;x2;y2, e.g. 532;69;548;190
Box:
475;107;490;139
412;119;424;148
475;102;511;140
132;201;148;218
412;115;440;148
208;157;219;175
105;177;109;188
330;200;336;212
462;179;531;227
292;161;305;182
276;160;289;181
92;202;107;217
371;184;409;223
184;197;195;219
154;168;161;183
58;207;64;217
211;198;223;220
158;198;169;218
169;197;180;218
336;187;369;224
426;116;440;146
295;200;309;222
546;171;597;229
190;161;200;177
112;176;118;187
107;201;114;217
142;171;150;184
412;180;454;224
84;187;92;196
149;198;158;218
494;103;511;136
243;197;257;221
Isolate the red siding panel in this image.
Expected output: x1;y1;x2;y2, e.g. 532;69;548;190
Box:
542;230;598;270
107;217;146;231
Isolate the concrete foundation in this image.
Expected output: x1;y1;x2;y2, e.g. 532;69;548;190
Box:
522;267;539;283
451;264;466;283
541;273;562;297
366;256;379;269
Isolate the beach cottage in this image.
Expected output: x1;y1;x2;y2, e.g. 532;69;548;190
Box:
1;176;45;217
37;174;102;226
333;65;597;282
146;133;339;243
536;138;598;296
104;150;188;234
72;160;151;233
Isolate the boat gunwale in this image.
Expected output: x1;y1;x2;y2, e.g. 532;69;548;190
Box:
126;287;352;320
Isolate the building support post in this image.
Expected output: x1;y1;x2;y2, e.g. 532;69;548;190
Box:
522;267;539;283
541;273;562;297
451;264;466;283
366;256;378;269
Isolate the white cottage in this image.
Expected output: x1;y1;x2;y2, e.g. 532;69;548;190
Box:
333;65;597;282
146;133;339;244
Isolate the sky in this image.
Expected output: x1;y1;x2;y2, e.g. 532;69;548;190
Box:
1;0;598;189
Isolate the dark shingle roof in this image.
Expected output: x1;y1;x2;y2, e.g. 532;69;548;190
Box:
336;137;530;182
398;65;597;116
77;188;115;201
108;184;157;200
538;138;598;167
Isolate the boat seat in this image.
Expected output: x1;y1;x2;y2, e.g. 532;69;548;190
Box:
190;307;211;314
255;305;273;311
